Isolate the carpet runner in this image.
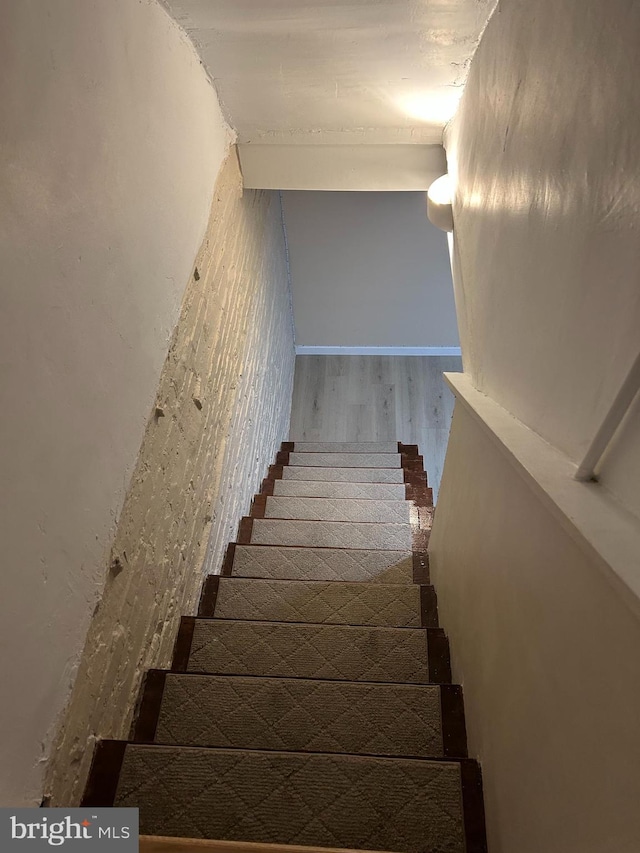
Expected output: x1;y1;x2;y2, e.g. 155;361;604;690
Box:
82;441;487;853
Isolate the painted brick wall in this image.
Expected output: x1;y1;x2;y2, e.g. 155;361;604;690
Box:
45;151;295;804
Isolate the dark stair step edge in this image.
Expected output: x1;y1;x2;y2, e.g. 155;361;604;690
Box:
81;741;486;853
280;442;421;456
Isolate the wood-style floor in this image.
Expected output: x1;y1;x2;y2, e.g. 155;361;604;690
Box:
288;355;462;500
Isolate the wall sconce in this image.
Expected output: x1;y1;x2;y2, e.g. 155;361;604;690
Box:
427;174;454;232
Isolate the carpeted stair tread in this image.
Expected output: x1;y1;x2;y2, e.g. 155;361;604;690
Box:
114;745;466;853
289;452;401;468
185;620;431;683
272;480;408;500
293;442;400;453
83;439;485;853
263;496;412;524
214;578;421;627
154;674;445;757
231;545;414;584
283;467;405;484
249;519;413;551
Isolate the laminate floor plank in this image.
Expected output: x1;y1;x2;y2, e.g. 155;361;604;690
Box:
288;355;462;499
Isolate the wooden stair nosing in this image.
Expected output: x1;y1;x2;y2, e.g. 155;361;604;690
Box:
140;833;405;853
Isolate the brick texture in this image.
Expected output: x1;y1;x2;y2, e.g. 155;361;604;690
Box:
45;151;295;804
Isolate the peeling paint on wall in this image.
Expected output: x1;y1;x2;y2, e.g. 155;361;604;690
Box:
45;152;295;805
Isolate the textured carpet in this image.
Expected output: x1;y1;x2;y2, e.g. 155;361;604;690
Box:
186;620;430;683
231;545;414;583
115;746;465;853
283;466;405;483
155;674;444;756
264;496;412;524
250;519;413;551
93;441;477;853
293;441;399;453
214;578;421;627
272;480;408;500
289;452;401;468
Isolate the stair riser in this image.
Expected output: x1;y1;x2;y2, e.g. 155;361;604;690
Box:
293;442;399;453
264;496;412;524
171;619;451;684
283;467;405;483
289;452;401;468
249;519;413;551
229;545;415;584
152;674;446;757
213;578;423;628
272;480;408;500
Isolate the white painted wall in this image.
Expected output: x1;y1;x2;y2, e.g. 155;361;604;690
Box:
445;0;640;466
431;404;640;853
282;191;460;347
0;0;231;806
431;0;640;848
47;157;295;805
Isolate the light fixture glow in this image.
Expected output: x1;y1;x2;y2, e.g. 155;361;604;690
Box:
396;89;464;125
427;174;454;232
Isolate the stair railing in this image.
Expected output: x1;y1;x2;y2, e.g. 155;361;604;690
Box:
575;350;640;481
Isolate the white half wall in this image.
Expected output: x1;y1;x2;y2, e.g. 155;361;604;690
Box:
432;1;640;848
282;191;460;347
0;0;231;805
430;401;640;853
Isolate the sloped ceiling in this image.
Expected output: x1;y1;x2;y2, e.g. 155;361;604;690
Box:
162;0;497;146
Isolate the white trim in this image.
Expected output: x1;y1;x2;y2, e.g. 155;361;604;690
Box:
295;346;462;356
239;143;446;191
444;372;640;623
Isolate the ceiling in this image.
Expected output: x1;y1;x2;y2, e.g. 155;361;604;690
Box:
162;0;497;147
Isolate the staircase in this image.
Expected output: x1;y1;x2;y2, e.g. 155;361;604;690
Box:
82;442;487;853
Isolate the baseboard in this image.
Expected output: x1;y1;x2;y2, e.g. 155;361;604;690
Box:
295;346;462;356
